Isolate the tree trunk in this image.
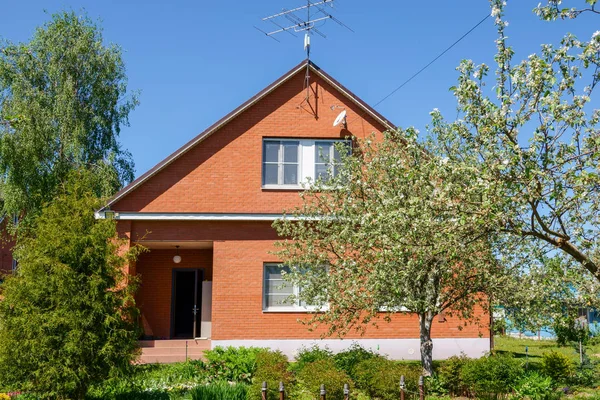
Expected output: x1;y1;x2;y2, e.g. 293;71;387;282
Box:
419;312;434;376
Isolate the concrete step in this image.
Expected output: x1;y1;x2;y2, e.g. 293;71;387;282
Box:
139;339;211;348
140;346;207;356
138;354;205;364
136;339;211;364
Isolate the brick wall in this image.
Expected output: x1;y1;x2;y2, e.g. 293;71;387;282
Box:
114;65;490;342
211;236;489;341
111;70;386;214
0;219;16;276
126;220;489;341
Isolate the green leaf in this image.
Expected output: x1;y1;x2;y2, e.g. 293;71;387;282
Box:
0;11;137;218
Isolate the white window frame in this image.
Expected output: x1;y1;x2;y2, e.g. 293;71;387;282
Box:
379;305;410;313
262;263;320;312
314;140;347;183
262;138;350;189
262;139;301;188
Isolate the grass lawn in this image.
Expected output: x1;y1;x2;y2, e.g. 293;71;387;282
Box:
494;335;600;365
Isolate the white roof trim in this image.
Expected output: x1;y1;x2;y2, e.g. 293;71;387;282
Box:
94;211;311;221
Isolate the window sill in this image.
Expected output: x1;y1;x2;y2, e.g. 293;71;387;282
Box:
263;308;327;313
261;185;306;191
379;307;410;313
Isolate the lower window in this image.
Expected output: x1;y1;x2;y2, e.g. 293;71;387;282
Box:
263;263;316;311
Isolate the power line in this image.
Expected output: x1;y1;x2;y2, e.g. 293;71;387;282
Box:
371;13;491;110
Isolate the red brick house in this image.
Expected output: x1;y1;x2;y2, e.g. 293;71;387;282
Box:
0;217;17;277
95;60;490;363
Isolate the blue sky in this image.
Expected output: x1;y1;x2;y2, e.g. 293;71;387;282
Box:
2;1;598;178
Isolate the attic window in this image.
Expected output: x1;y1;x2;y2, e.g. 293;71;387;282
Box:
262;140;300;186
262;138;350;189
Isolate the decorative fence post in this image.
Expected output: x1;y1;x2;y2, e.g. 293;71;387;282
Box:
343;383;349;400
279;381;285;400
261;381;267;400
320;384;326;400
400;375;405;400
418;376;424;400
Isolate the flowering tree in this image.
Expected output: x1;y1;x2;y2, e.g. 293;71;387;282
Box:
495;251;599;334
535;0;600;20
429;0;600;285
274;131;502;375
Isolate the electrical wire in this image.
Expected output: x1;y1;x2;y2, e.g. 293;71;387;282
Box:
347;12;491;126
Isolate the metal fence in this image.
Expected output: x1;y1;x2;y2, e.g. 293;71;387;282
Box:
261;375;426;400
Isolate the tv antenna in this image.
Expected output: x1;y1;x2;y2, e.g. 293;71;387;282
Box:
256;0;353;118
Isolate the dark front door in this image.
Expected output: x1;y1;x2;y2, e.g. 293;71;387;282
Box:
171;269;202;338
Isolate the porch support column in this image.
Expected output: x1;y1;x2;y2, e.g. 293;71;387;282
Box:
116;220;136;278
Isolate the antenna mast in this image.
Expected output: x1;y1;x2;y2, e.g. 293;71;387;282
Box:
256;0;353;116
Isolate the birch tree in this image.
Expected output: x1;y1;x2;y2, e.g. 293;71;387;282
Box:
274;131;502;375
0;11;137;219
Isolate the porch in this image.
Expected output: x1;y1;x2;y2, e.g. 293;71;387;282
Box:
138;339;211;364
135;241;214;338
132;240;214;363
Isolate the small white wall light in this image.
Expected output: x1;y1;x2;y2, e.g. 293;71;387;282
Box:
173;245;182;264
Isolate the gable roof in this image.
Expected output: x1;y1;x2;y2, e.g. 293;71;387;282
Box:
103;59;395;209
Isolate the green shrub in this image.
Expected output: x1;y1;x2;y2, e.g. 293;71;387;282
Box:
425;374;448;397
190;382;247;400
0;174;142;399
15;395;40;400
541;351;573;384
493;318;508;336
512;372;556;400
461;353;524;398
134;361;204;390
87;361;207;398
248;350;293;400
292;345;334;372
105;392;171;399
354;358;421;400
553;314;591;347
333;343;380;380
570;357;599;387
203;346;263;384
295;359;352;400
436;354;469;396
